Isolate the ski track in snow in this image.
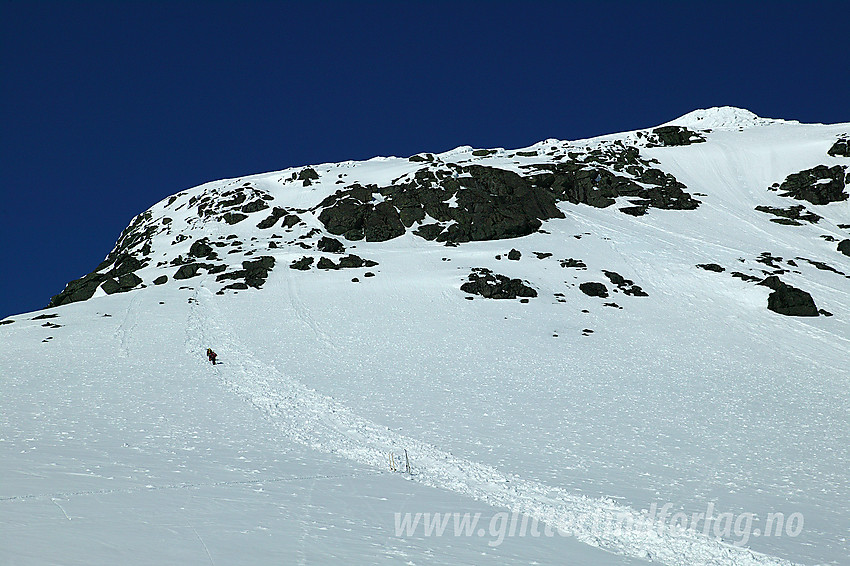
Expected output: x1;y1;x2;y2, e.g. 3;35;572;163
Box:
186;286;798;566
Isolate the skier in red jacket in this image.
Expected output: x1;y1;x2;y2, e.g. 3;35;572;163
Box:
206;348;218;365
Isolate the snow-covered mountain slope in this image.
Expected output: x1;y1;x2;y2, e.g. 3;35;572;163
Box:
2;107;849;565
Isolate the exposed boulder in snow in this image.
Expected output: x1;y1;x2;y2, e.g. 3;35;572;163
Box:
257;207;289;229
222;211;249;225
48;272;108;307
314;255;378;270
188;238;216;259
318;188;406;241
215;256;275;289
560;258;587;269
460;268;537;299
525;156;699;215
774;164;848;205
241;199;270;214
317;236;345;253
101;272;143;295
697;263;725;272
758;276;819;317
827;137;849;157
318;166;564;243
48;248;151;307
602;270;648;296
646;125;706;147
298;167;320;186
339;254;378;269
290;256;314;270
174;263;203;280
838;239;850;256
579;282;609;298
317;152;700;245
755;204;822;225
796;257;848;277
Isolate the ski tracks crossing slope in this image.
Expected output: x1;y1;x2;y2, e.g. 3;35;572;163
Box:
184;286;798;566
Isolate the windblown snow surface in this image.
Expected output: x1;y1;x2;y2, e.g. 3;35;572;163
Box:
2;108;848;565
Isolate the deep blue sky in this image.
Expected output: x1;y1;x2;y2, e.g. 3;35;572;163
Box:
1;1;847;318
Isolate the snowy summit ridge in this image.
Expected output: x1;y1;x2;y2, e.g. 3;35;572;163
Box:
661;106;796;130
2;110;849;566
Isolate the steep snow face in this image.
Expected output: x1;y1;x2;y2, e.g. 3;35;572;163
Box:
3;111;850;566
662;106;797;130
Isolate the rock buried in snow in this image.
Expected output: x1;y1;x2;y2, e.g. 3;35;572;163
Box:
460;268;537;299
758;276;819;317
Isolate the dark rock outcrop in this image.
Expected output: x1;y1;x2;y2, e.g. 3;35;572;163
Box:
731;271;762;283
337;254;378;269
602;270;649;296
317;236;345;253
827;137;849;157
101;273;143;295
579;282;609;298
560;258;587;269
774;165;848;205
298;168;320;186
317;155;698;245
174;263;203;280
460;268;537;299
838;239;850;257
257;207;290;229
222;212;248;225
188;239;216;259
758;276;819;316
290;256;315;270
697;263;725;272
647;126;706;147
317;257;338;270
755;205;821;225
241;199;270;214
216;256;275;289
49;272;109;306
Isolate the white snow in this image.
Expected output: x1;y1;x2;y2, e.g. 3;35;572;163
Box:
2;109;849;566
661;106;798;130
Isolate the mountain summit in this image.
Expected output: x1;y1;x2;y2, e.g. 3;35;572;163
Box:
2;109;848;566
661;106;794;129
